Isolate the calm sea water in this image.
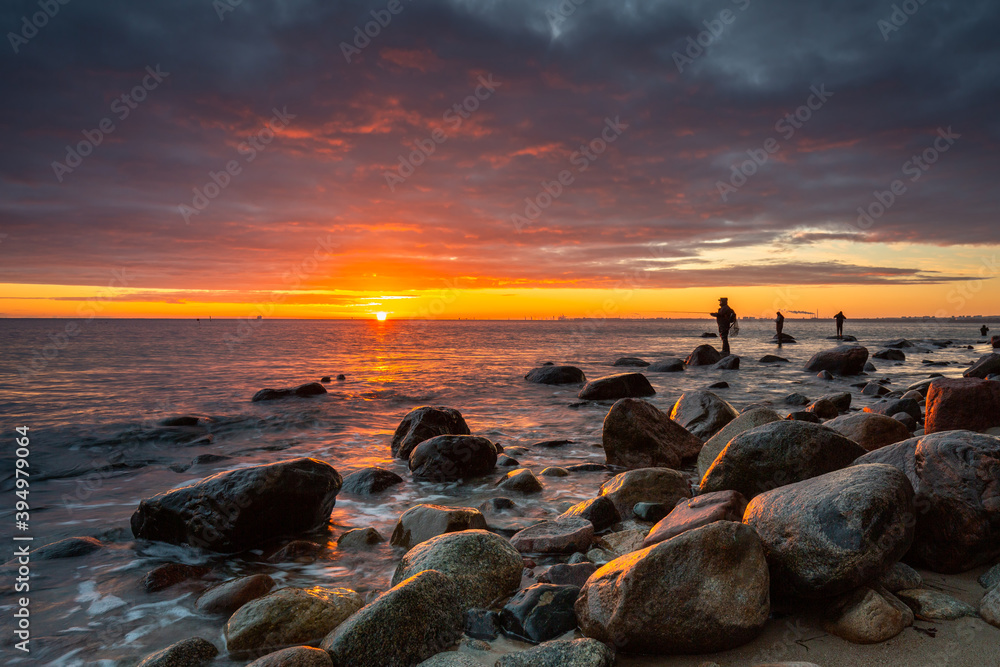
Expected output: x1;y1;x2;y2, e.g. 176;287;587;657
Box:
0;317;992;664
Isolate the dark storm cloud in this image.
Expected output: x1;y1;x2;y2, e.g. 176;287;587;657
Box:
0;0;998;289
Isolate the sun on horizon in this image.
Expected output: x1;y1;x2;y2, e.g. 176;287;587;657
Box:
376;311;388;321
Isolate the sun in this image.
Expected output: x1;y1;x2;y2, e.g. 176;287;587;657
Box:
375;311;388;321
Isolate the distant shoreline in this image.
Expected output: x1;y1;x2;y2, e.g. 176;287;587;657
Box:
2;317;1000;323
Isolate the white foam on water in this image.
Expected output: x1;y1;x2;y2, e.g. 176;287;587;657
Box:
75;581;127;615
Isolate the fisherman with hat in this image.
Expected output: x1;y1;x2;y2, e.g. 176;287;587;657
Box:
710;297;738;356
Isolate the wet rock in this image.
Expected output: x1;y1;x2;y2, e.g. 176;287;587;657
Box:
878;562;922;592
874;349;906;361
701;332;718;337
804;345;870;376
596;529;646;557
320;376;332;383
566;463;608;473
525;365;587;385
558;496;619;532
829;334;858;342
479;497;517;514
137;637;218;667
865;361;878;372
340;467;403;495
825;413;912;452
700;421;866;500
141;563;210;592
895;588;977;620
130;457;343;553
773;333;798;343
391;407;471;459
925;377;1000;433
708;381;730;389
252;382;327;402
784;393;809;406
669;390;738;440
500;583;580;643
578;373;655;400
539;466;569;477
321;570;463;667
196;574;275;615
32;536;103;560
744;464;915;598
980;585;1000;628
759;355;789;363
712;355;740;370
863;398;922;424
643;490;747;548
409;435;498;481
901;390;925;402
336;374;345;381
495;468;543;494
686;344;723;366
246;646;333;667
613;357;649;367
497;454;520;468
268;540;323;563
854;430;1000;572
598;468;691;519
632;501;670;523
893;412;917;431
821;392;853;412
648;358;685;372
534;439;574;448
862;381;891;397
494;638;615;667
601;398;703;469
465;607;501;640
225;587;363;659
538;562;597;588
337;527;385;550
964;353;1000;378
390;504;488;550
806;398;839;419
822;586;911;643
788;411;822;423
576;521;770;654
511;517;594;554
391;530;523;609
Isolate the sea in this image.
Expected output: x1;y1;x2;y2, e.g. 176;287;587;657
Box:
0;317;993;665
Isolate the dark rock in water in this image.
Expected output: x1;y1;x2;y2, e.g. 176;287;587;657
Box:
32;536;103;560
141;563;210;592
131;457;342;553
599;468;690;519
192;453;228;466
540;466;568;477
337;527;385;550
160;415;200;427
874;349;906;361
863;398;922;423
534;438;574;448
479;497;517;514
760;355;789;363
539;562;598;588
772;333;797;343
700;332;718;338
669;390;738;440
647;358;685;372
854;431;1000;572
862;381;891;396
495;468;543;493
643;490;747;548
246;647;333;667
558;496;619;532
501;583;580;643
496;454;520;467
612;356;649;367
788;410;822;422
879;562;922;593
894;588;977;620
267;540;324;563
685;344;722;366
992;336;1000;348
865;361;878;372
320;376;331;383
576;521;770;654
601;398;702;470
196;574;275;615
697;408;783;478
511;517;594;554
578;373;655;400
784;392;810;406
805;345;869;376
821;392;853;412
137;637;218;667
392;530;523;609
825;413;912;452
925;377;1000;433
525;365;587;385
252;382;327;402
226;587;362;658
822;586;912;644
744;463;915;598
893;412;918;431
390;504;487;550
700;420;866;500
336;374;346;381
495;638;615;667
391;406;471;459
884;338;914;349
964;353;1000;378
632;501;670;523
321;570;463;666
408;435;498;481
817;370;834;380
565;463;608;473
341;467;404;495
806;398;839;419
465;607;501;640
707;381;729;389
712;355;740;370
827;334;858;342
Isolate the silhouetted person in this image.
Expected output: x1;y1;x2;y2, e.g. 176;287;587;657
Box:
776;311;785;345
711;297;737;355
834;311;847;339
982;325;990;337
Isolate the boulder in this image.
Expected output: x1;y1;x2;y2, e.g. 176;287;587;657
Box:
712;355;740;370
772;333;797;343
822;586;912;644
862;381;890;397
632;501;670;523
408;435;498;481
137;637;218;667
267;540;323;564
925;378;1000;433
895;588;977;620
510;517;594;554
598;468;691;519
540;466;569;477
821;392;853;412
525;365;587;384
825;413;912;452
538;562;598;588
743;463;915;598
500;583;580;643
804;346;869;376
647;358;685;372
575;521;770;654
337;527;385;550
497;455;520;468
980;563;1000;590
806;399;839;419
558;496;619;532
391;407;471;459
817;370;834;381
873;349;906;361
879;561;923;592
759;355;789;363
32;536;104;560
964;353;1000;378
417;653;480;667
785;393;810;406
196;574;275;615
884;339;914;349
601;398;703;469
613;357;649;367
252;382;327;402
980;585;1000;628
321;570;463;667
578;373;655;400
340;467;403;495
863;398;922;424
495;468;543;494
246;647;333;667
788;411;822;423
130;458;342;553
225;587;363;659
700;421;866;500
669;390;738;440
391;530;522;609
494;638;615;667
389;504;487;550
141;563;209;592
643;490;747;548
685;344;723;366
595;529;646;557
853;431;1000;572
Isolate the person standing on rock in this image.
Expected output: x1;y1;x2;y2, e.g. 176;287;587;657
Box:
981;325;990;338
711;297;738;356
776;311;785;346
834;311;847;339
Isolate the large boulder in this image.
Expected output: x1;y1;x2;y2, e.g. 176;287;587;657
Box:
696;407;783;478
598;468;691;519
130;458;342;553
685;344;722;366
391;530;522;609
494;638;614;667
408;435;498;481
525;365;587;385
669;391;738;440
601;398;702;469
804;345;869;376
340;467;403;495
389;504;487;550
643;490;747;548
964;353;1000;378
499;583;580;643
826;413;913;452
700;421;866;500
252;382;327;402
854;431;1000;572
575;521;770;654
321;570;463;666
822;586;912;644
510;517;594;554
863;398;922;424
391;407;471;459
578;373;655;400
647;358;685;372
744;464;915;598
925;378;1000;433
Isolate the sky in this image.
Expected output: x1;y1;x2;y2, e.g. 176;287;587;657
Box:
1;0;999;319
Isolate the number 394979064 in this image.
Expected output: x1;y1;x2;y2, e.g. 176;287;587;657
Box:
15;426;30;529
